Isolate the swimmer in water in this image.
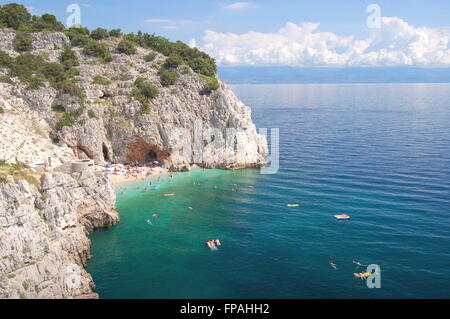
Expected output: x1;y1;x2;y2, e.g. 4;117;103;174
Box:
353;260;363;266
329;261;337;269
215;239;222;246
206;241;215;249
146;219;152;225
188;206;193;211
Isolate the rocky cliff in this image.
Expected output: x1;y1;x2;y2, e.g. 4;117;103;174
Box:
0;25;267;299
0;170;119;299
0;29;268;170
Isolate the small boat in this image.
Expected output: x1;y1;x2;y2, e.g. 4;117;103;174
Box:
287;204;300;207
334;214;350;220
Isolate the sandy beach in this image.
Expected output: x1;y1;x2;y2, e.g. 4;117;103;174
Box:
107;166;168;186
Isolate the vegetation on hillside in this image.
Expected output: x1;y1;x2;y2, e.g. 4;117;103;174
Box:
0;161;40;188
0;2;220;103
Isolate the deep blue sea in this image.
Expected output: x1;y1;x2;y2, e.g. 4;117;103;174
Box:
89;83;450;298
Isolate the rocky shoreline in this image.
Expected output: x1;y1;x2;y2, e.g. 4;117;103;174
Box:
0;170;119;299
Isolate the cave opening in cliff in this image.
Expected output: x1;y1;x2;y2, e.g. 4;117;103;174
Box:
146;150;158;162
125;137;171;165
102;143;112;163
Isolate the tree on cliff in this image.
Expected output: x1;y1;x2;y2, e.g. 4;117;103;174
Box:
0;3;31;29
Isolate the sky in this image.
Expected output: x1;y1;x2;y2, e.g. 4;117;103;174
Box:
2;0;450;67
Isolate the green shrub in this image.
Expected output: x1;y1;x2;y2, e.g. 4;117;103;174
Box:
8;53;45;88
55;80;85;100
117;40;136;55
0;75;13;84
88;109;97;119
133;33;217;77
51;105;66;113
14;32;33;52
26;76;43;89
0;3;31;29
165;53;183;69
66;26;90;36
200;76;220;95
0;106;4;114
59;46;79;69
83;40;112;61
90;28;109;40
69;33;90;47
182;65;191;74
0;50;13;68
10;162;30;171
188;57;216;77
109;29;121;37
42;62;65;83
29;14;65;32
144;52;156;62
160;70;178;87
141;105;150;114
55;108;84;131
132;77;158;104
92;74;111;85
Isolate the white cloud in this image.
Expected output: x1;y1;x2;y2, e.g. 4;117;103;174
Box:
26;6;37;14
201;17;450;67
146;19;192;24
224;2;254;11
188;38;197;48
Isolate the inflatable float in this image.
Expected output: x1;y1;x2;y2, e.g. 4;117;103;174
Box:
334;214;350;220
354;272;371;279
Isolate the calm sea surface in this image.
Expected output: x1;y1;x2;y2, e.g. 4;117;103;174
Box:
89;83;450;298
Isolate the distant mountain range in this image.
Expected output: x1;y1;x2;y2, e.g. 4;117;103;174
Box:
218;67;450;84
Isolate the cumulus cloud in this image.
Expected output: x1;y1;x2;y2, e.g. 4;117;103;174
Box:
224;2;254;11
188;38;197;48
202;17;450;67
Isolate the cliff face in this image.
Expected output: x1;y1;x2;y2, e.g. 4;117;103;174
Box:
0;28;267;299
0;170;119;299
0;30;268;170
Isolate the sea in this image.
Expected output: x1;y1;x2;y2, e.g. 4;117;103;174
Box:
88;83;450;298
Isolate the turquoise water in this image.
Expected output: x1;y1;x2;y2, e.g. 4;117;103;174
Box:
89;83;450;298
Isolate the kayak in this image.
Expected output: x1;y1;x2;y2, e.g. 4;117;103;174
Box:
334;214;350;220
287;204;300;207
164;194;175;197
